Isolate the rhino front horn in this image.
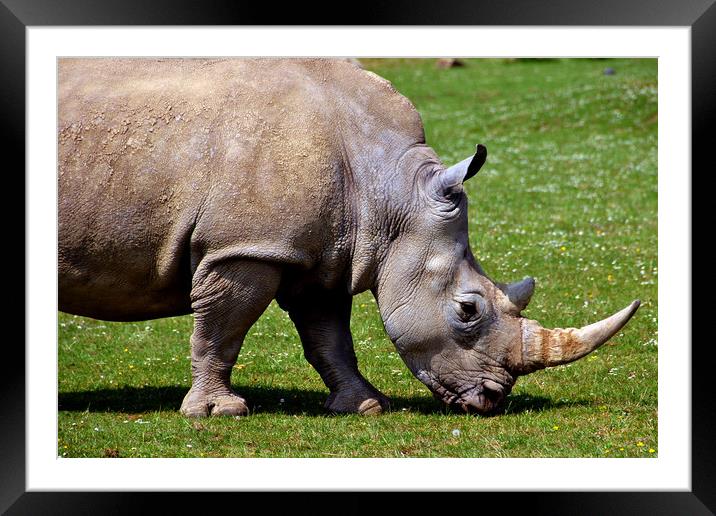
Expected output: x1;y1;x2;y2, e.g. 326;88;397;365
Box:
518;299;641;373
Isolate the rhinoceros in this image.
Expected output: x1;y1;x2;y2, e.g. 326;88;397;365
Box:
58;58;640;417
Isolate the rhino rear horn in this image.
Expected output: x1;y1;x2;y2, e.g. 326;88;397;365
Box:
441;144;487;189
498;277;535;314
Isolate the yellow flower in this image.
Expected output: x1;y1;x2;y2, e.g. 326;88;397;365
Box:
607;274;614;282
636;441;645;447
648;448;655;453
559;246;566;252
552;425;559;430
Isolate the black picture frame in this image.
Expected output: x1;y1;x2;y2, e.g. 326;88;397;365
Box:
6;0;711;513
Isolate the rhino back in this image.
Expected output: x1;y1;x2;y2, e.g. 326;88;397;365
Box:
58;58;425;320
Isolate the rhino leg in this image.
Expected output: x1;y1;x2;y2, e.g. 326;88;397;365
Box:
180;259;281;417
287;290;390;415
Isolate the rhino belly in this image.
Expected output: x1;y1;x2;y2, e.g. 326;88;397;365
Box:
58;274;192;322
58;178;197;322
58;234;195;322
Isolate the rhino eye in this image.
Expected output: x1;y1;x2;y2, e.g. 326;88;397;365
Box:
457;296;486;322
459;301;477;317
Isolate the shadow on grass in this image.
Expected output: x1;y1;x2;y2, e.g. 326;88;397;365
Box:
59;385;592;417
59;385;327;416
501;394;592;415
390;393;592;416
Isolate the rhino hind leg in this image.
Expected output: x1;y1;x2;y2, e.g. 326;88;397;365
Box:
286;289;390;415
180;259;282;417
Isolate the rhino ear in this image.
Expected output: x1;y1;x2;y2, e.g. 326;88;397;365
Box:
440;144;487;191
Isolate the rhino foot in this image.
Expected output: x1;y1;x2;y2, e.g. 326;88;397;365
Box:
325;390;390;415
180;390;249;418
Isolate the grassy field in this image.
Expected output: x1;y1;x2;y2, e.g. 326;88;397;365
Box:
58;58;657;458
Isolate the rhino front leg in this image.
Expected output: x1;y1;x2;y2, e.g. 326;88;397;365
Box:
287;290;389;415
181;259;281;417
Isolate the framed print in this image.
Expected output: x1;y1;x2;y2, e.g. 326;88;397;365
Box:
7;0;712;513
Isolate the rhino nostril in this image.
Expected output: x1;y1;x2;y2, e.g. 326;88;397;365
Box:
461;386;505;415
482;379;502;393
482;380;503;399
478;381;506;411
463;395;495;415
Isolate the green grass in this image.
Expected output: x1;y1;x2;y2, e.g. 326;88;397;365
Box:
58;58;657;458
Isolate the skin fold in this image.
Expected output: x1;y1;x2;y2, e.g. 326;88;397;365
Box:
58;58;639;417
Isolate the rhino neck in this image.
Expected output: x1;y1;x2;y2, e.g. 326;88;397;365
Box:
347;144;438;297
329;75;428;295
344;156;403;295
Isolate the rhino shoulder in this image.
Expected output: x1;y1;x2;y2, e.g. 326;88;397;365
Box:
307;59;426;145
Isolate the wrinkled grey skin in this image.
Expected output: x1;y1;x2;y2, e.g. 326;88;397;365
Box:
59;58;638;417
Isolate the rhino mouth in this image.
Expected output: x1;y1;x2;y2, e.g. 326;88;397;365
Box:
416;370;509;415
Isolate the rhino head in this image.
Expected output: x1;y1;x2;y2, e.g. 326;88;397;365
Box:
374;144;640;414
